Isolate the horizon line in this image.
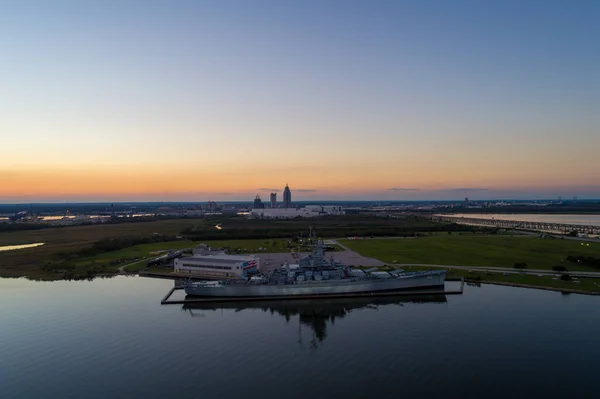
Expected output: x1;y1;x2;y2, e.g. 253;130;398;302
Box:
0;198;598;205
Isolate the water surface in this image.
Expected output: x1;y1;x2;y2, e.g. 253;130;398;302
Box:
1;277;599;399
0;243;45;252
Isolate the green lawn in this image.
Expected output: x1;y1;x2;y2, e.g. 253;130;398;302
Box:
69;238;297;271
341;235;600;271
68;240;196;271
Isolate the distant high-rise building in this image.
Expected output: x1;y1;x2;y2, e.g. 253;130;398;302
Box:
270;192;277;208
253;194;265;209
203;201;218;211
283;184;292;208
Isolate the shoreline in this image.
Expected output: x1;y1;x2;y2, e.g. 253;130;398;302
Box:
477;280;600;296
6;270;600;297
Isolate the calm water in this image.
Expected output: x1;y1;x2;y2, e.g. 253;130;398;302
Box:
0;243;45;252
450;213;600;226
2;277;599;399
39;214;154;220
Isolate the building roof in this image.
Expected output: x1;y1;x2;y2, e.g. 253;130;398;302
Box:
181;254;257;263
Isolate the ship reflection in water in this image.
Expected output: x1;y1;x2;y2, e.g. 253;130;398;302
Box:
183;294;447;349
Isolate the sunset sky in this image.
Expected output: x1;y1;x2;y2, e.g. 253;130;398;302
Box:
1;1;599;202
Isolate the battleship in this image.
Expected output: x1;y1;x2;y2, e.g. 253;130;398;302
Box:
184;239;446;298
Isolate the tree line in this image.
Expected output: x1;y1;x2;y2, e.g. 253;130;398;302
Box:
180;223;487;241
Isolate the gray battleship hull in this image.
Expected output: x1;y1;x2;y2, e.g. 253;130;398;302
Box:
184;271;446;298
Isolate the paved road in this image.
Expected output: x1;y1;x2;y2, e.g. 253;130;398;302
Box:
327;239;353;252
118;259;146;273
326;240;385;266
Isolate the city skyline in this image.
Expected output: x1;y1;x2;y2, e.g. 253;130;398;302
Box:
1;184;598;203
2;1;599;202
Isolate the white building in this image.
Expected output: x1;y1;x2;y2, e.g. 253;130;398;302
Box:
249;205;344;219
174;253;259;279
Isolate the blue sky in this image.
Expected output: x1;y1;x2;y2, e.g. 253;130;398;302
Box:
1;0;599;201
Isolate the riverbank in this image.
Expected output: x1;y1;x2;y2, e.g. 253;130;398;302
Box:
366;267;600;294
476;280;600;296
9;262;600;296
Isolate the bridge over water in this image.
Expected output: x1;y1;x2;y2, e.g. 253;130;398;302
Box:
434;215;600;235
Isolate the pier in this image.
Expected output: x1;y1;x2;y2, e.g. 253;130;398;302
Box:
140;270;238;280
160;278;464;305
435;215;600;235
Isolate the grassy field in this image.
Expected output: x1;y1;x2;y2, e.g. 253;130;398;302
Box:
67;240;196;272
0;227;308;278
0;219;200;278
70;238;299;272
0;219;199;247
179;214;465;240
0;214;458;279
341;235;600;271
80;238;344;273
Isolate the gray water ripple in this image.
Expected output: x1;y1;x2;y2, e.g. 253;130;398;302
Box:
2;277;600;399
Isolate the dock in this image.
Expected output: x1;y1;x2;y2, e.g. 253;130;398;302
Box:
160;278;464;305
140;270;237;280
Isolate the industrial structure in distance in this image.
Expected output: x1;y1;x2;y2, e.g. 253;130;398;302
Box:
249;184;345;219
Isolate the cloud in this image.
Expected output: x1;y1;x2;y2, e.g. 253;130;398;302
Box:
257;188;280;192
442;188;489;193
388;188;421;191
295;189;317;192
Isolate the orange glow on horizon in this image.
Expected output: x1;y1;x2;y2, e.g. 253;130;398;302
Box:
2;163;599;200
